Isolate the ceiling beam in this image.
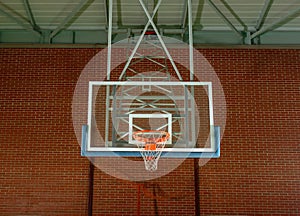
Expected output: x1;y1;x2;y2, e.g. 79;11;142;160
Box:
251;6;300;39
193;0;205;29
207;0;243;37
23;0;40;33
116;0;123;27
104;0;109;27
181;0;188;29
0;1;41;36
49;0;94;39
220;0;247;30
255;0;274;30
153;0;158;26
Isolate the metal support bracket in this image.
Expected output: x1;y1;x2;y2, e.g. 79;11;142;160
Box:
0;2;41;37
207;0;243;38
49;0;92;40
251;6;300;39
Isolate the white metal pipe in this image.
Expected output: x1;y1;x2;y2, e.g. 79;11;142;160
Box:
188;0;194;80
107;0;113;79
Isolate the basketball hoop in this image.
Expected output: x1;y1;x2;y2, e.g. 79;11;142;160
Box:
133;130;170;172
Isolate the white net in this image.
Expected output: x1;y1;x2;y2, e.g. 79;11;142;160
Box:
133;130;170;171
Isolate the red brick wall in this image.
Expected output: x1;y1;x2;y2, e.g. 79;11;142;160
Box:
0;48;299;215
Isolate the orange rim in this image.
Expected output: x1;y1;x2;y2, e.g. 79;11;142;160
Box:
133;130;170;144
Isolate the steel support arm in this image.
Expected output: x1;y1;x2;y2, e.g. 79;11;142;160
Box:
138;0;183;80
0;1;41;36
49;0;93;39
119;0;163;80
255;0;274;30
207;0;242;37
23;0;40;33
251;6;300;39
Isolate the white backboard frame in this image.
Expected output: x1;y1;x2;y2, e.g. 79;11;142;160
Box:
86;81;216;153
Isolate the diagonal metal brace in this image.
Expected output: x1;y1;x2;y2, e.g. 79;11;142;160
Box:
0;2;41;36
251;6;300;39
49;0;93;39
119;0;163;80
138;0;182;80
119;0;183;81
207;0;243;38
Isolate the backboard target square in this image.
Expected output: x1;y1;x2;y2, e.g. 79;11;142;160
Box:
128;113;172;145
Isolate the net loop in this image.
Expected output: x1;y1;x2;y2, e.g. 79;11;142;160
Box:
133;130;170;171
